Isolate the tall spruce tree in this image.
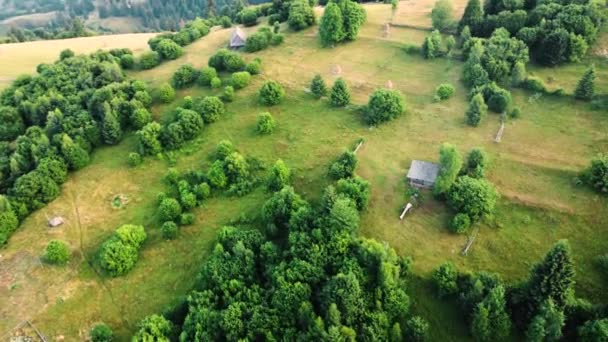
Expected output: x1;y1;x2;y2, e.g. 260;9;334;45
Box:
330;78;351;107
574;66;595;101
471;285;511;342
310;74;328;99
466;93;488;126
526;299;565;342
459;0;483;33
319;2;344;47
101;103;122;145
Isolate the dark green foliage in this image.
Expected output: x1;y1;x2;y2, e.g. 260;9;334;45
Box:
450;213;471;234
99;224;146;277
364;88;406;125
330;78;351;107
582;154;608;194
154;39;184;60
137;122;162;156
431;0;454;32
433;143;463;196
161;221;178;239
464;147;487;178
158;198;182;222
329;151;358;179
120;54;135;69
526;299;565;342
157;83;176;103
60;49;75;60
262;186;307;237
447;176;499;221
132;315;173;341
139;51;161;70
181;213;195;225
0;209;19;245
256;112;276;134
405;316;430;342
208;49;245;72
101;109;122;145
245;60;261;75
267;159;291;191
578;319;608;341
310;74;328;99
522;76;546;93
130;108;152;130
10;171;60;213
207;160;227;188
221;16;232;28
194;96;225;123
245;31;270;52
231;71;252;89
474;82;511;113
336;176;370;211
90;323;113;342
288;0;315;31
210;77;222;89
270;33;285;46
240;8;259;27
198;66;218;86
465;93;487;127
422;30;443;59
319;0;365;46
433;262;458;297
37;157;68;185
44;239;70;264
435;83;455;101
574;66;595;101
471;285;511;341
0;106;25;141
172;64;200;89
258;80;285;105
459;0;483;32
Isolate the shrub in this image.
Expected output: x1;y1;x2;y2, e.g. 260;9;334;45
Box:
130;108;151;129
336;176;370;211
329;151;358;179
158;198;182;222
115;224;147;248
161;221;178;239
364;88;406;125
155;39;183;60
222;86;235;102
465;93;487;127
450;213;471;234
139;51;161;70
195;183;211;200
435;83;455;100
221;16;232;28
464;147;487;178
523;77;546;93
267;159;291;191
256;112;276;134
207;160;227;188
240;8;259;27
288;0;315;31
310;74;328;99
208;49;230;70
405;316;430;342
575;66;595;101
582;154;608;194
120;54;135;69
99;239;138;276
157;83;176;104
258;80;285;105
509;107;521;119
172;64;200;88
60;49;75;60
128;152;142;167
210;77;222;89
231;71;252;89
224;53;246;72
270;34;284;46
215;140;235;160
432;261;458;297
245;32;269;52
330;78;351;107
90;323;113;342
448;176;499;221
180;213;195;225
0;210;19;245
198;67;218;86
194;96;225;123
422;30;442;59
246;61;261;75
44;240;70;264
132;315;173;341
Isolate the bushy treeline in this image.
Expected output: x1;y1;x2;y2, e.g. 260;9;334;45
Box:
136;149;424;341
1;17;93;44
319;0;367;47
99;224;147;276
0;49;151;246
459;0;602;66
433;239;608;341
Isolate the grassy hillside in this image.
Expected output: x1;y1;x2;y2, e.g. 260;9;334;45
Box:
0;32;156;89
1;2;607;341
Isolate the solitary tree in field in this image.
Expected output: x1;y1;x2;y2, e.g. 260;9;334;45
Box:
422;30;443;59
574;66;595;101
319;3;344;47
330;78;351;107
431;0;454;32
582;154;608;194
310;74;328;98
465;93;487;127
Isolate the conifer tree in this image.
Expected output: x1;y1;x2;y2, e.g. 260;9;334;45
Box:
310;74;328;99
330;78;351;107
319;3;344;47
574;66;595;101
459;0;483;33
526;299;565;342
466;93;488;127
471;285;511;342
101;103;122;145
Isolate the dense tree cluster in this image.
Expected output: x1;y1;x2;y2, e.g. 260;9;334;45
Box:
245;27;285;53
288;0;316;31
99;224;147;276
1;18;93;44
0;50;151;246
458;0;602;66
319;0;367;47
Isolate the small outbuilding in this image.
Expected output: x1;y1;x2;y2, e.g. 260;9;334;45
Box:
48;217;65;228
229;27;246;49
406;160;439;188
